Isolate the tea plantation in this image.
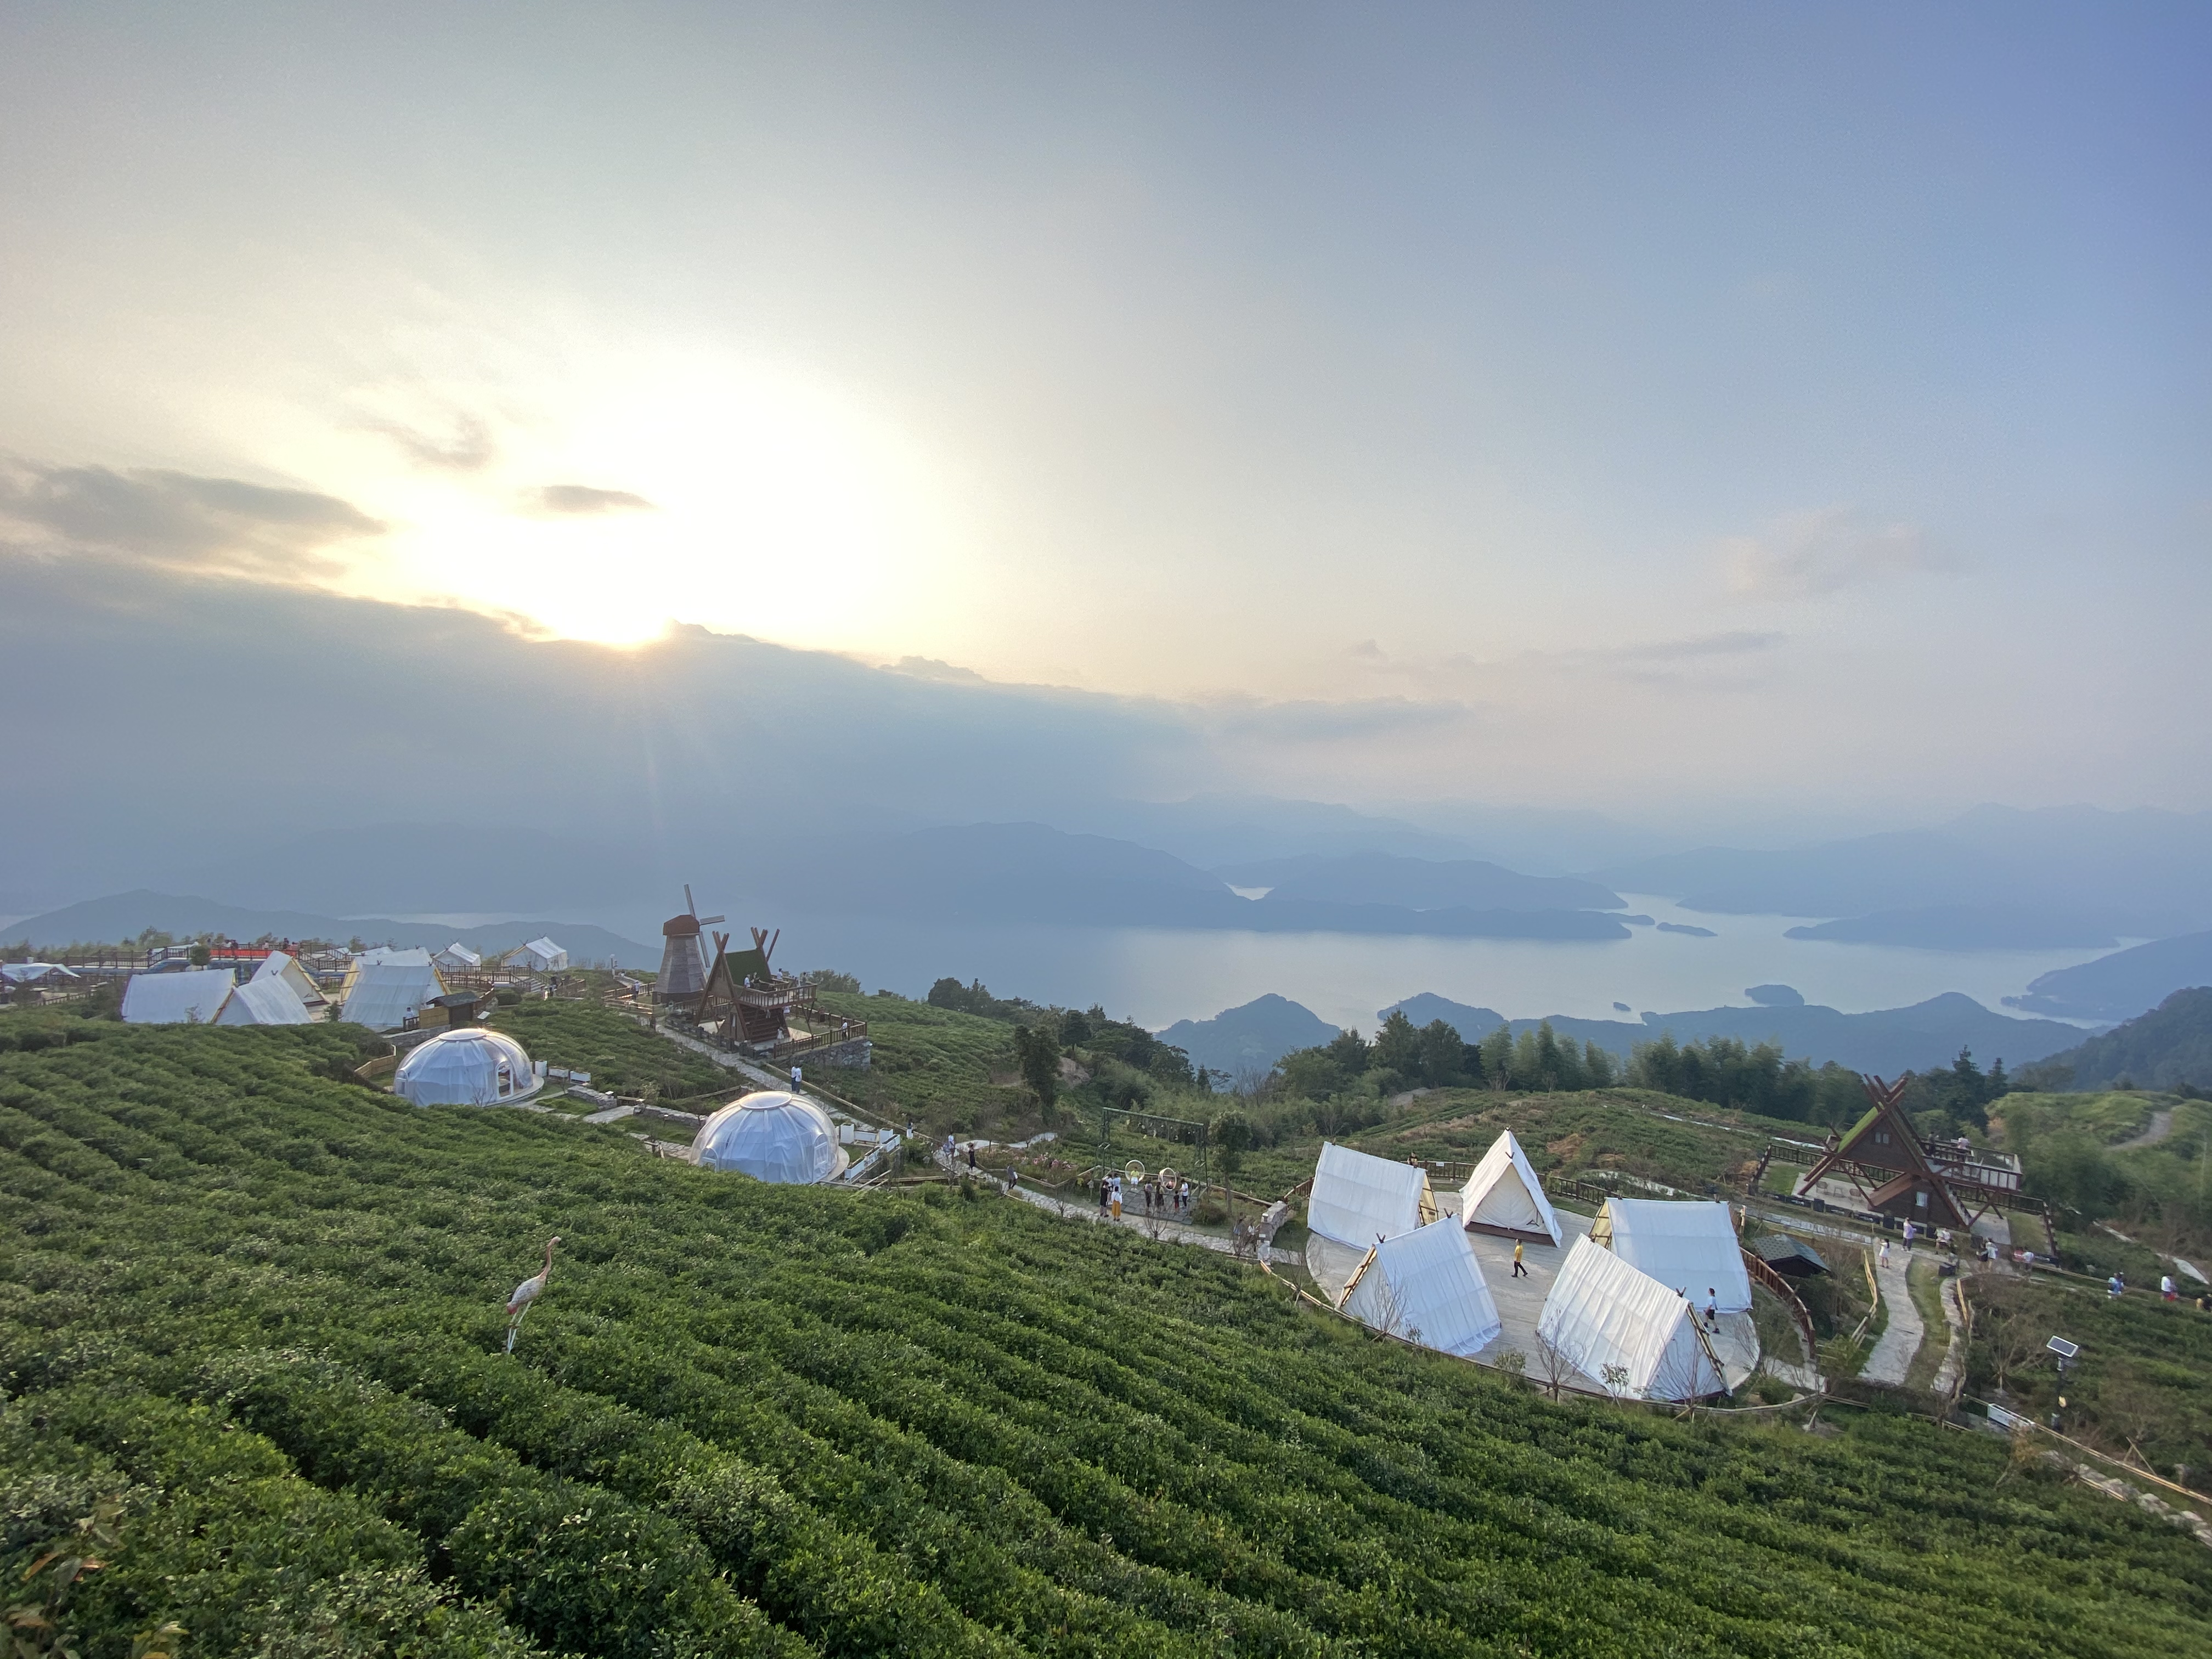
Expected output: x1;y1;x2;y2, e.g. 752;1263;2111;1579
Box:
3;1020;2207;1658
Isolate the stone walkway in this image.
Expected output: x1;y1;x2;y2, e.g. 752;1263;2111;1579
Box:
1860;1249;1925;1385
1932;1274;1967;1397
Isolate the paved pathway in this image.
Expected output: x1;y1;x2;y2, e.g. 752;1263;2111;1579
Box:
1860;1249;1925;1385
2114;1107;2177;1151
1932;1274;1967;1397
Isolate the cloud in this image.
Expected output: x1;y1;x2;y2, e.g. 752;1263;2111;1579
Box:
0;459;384;580
365;413;497;472
524;484;657;516
1720;506;1950;597
1204;696;1472;742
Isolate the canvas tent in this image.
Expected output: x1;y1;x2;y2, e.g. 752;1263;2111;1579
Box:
1590;1198;1752;1313
215;974;312;1025
1;963;77;986
1536;1236;1729;1402
1339;1217;1504;1357
340;951;445;1031
432;942;482;970
1306;1142;1439;1247
517;937;568;973
252;951;325;1008
121;969;238;1025
1458;1129;1564;1245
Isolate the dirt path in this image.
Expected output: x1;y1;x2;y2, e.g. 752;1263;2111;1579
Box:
2113;1107;2176;1151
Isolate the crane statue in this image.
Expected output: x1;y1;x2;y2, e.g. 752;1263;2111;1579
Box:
503;1235;559;1353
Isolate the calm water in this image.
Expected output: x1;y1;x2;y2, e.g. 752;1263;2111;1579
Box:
577;893;2114;1036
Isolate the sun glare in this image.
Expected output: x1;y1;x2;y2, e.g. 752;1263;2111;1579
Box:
338;348;958;652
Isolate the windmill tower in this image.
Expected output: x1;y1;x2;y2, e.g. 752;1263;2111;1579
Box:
657;885;724;1007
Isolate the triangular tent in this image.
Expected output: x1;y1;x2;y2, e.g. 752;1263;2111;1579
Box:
252;951;325;1007
1535;1236;1729;1402
1306;1142;1439;1247
120;969;238;1025
1589;1198;1752;1313
1459;1129;1564;1245
215;975;312;1025
1338;1217;1503;1357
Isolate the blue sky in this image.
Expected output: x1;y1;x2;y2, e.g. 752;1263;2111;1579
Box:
1;2;2206;819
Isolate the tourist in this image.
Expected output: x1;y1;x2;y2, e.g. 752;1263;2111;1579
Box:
1901;1219;1916;1247
2163;1274;2178;1302
1704;1290;1718;1330
1178;1178;1190;1214
1110;1175;1123;1220
2107;1274;2124;1299
791;1063;803;1090
1511;1240;1528;1279
966;1144;977;1171
1098;1176;1109;1211
1878;1240;1891;1265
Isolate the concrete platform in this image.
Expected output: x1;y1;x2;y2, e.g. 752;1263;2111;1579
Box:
1306;1192;1760;1396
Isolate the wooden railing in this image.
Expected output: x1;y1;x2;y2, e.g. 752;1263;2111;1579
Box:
1743;1248;1819;1367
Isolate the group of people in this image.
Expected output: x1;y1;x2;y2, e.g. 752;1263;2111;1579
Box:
1098;1172;1193;1220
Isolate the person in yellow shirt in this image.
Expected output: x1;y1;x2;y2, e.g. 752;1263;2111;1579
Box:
1511;1239;1528;1278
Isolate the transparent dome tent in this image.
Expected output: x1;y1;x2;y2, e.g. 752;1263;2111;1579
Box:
393;1028;544;1107
692;1091;849;1184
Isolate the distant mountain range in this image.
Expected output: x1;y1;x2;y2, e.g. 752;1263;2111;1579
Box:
1378;990;2085;1076
782;824;1634;939
2005;929;2212;1023
1782;906;2121;950
1602;804;2212;942
0;891;654;968
1209;851;1622;912
2024;988;2212;1092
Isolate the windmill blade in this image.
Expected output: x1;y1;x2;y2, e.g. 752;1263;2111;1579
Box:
697;914;725;926
685;884;697;918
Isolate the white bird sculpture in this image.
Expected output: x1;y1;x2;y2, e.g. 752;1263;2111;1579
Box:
504;1235;559;1353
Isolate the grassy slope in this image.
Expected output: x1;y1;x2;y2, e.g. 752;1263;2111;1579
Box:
486;1000;735;1103
814;990;1028;1132
3;1019;2209;1659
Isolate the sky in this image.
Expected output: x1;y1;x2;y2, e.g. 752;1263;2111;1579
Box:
2;2;2209;825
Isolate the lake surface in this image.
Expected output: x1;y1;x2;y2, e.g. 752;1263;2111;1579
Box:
571;893;2115;1036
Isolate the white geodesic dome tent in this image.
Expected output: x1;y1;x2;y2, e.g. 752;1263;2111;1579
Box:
1458;1128;1564;1245
693;1091;850;1184
1591;1198;1752;1313
394;1028;543;1106
1536;1236;1728;1402
1339;1217;1503;1357
1306;1142;1438;1247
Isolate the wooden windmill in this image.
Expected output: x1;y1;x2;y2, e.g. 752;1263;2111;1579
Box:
656;885;724;1007
1796;1073;2024;1231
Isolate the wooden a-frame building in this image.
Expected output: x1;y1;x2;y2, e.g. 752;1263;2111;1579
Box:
1797;1075;2026;1230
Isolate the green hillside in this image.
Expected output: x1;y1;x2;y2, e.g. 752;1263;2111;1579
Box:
2032;987;2212;1092
3;1019;2209;1658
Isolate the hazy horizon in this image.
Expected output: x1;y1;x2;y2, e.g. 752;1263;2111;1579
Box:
4;3;2209;839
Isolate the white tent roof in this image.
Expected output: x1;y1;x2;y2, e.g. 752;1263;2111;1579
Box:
394;1028;541;1105
1459;1129;1564;1245
120;969;237;1025
355;947;432;967
1306;1142;1438;1246
432;941;482;968
1339;1217;1503;1357
520;936;567;968
215;974;312;1025
1;962;77;985
1593;1199;1752;1313
341;961;444;1030
252;951;324;1005
1536;1235;1729;1402
693;1091;849;1183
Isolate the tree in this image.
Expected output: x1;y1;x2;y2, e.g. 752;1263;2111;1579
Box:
1480;1026;1514;1091
1012;1024;1059;1119
1212;1110;1253;1177
1373;1011;1422;1078
1414;1020;1465;1087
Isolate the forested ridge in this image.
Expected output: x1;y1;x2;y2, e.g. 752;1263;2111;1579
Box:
3;1020;2208;1658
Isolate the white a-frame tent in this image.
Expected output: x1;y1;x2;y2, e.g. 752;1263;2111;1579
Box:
1590;1198;1752;1313
1536;1236;1729;1402
1338;1217;1504;1357
1306;1142;1439;1247
1459;1129;1564;1245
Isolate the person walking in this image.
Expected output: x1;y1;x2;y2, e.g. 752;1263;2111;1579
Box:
2163;1274;2178;1302
1109;1175;1123;1220
1704;1289;1719;1330
1098;1176;1109;1211
1178;1177;1190;1215
1878;1239;1891;1265
1510;1239;1528;1278
2108;1273;2124;1299
791;1063;803;1091
966;1144;977;1171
